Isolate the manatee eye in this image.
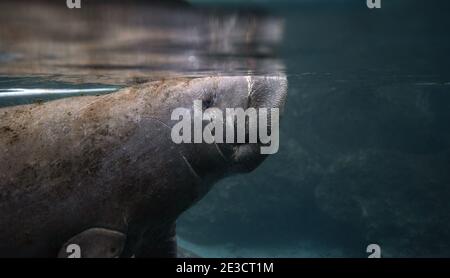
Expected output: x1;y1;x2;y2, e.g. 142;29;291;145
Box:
202;92;215;109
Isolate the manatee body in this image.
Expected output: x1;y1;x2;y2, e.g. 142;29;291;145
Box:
0;76;287;257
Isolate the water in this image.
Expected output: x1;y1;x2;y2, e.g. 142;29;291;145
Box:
1;0;450;257
177;0;450;258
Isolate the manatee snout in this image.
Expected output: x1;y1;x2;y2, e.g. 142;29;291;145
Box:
165;75;287;174
248;76;288;111
200;75;288;173
233;75;288;172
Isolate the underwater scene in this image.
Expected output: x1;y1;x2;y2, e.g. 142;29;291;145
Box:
1;0;450;258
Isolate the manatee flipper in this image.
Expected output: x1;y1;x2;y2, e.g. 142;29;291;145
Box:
57;228;126;258
134;223;177;258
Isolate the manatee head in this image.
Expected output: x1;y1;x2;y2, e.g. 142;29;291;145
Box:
143;75;287;183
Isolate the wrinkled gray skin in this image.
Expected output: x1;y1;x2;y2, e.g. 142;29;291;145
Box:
0;76;287;257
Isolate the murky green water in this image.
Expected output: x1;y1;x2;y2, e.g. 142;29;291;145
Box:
178;0;450;258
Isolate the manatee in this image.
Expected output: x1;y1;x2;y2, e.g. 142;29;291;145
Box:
0;75;287;257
